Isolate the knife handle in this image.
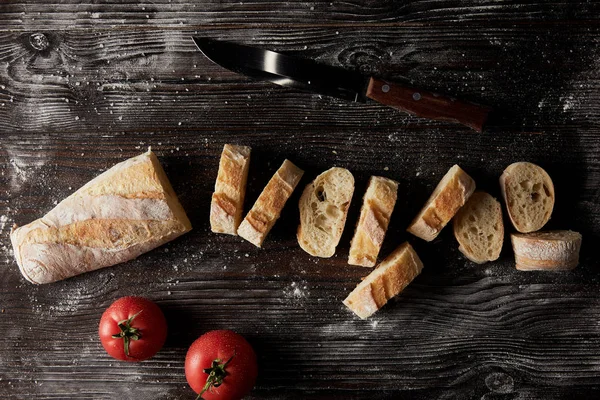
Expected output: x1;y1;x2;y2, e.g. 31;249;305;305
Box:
366;77;491;132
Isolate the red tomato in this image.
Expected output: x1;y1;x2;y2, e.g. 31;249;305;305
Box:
185;330;258;400
98;296;167;362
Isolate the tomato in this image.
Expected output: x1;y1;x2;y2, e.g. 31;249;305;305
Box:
185;330;258;400
98;296;167;362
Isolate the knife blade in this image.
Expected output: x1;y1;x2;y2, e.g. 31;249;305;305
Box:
192;37;491;132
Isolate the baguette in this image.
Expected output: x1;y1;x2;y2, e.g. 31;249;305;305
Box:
500;162;555;233
237;159;304;247
343;242;424;319
511;230;582;271
210;144;251;235
297;167;354;257
10;150;192;284
407;164;475;241
453;192;504;264
348;176;398;267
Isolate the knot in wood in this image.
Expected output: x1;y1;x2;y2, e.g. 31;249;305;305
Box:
338;44;391;76
484;372;514;394
30;33;50;51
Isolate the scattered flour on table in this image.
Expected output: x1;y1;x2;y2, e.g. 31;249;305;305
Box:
4;142;51;192
283;281;309;301
27;281;91;315
322;317;382;335
0;214;13;263
538;98;546;109
562;95;577;112
0;215;8;233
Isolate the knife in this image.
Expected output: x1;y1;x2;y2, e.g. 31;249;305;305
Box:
192;37;491;132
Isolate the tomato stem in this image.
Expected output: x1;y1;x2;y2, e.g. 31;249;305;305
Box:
111;310;143;357
196;353;235;400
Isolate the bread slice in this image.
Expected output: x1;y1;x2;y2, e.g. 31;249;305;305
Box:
210;144;251;235
343;242;424;319
511;230;582;271
237;159;304;247
348;176;398;267
500;162;555;233
297;168;354;257
10;150;192;284
453;192;504;263
407;164;475;241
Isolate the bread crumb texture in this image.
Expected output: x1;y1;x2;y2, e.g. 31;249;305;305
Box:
298;167;354;257
453;192;504;264
500;162;554;233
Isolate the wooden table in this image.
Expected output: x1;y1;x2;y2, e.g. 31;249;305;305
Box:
1;1;599;399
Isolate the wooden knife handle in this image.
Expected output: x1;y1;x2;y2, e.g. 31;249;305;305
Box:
366;77;491;132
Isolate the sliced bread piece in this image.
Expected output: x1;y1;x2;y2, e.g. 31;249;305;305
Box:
407;164;476;241
237;159;304;247
348;176;398;267
297;167;354;257
511;230;582;271
500;162;554;233
343;242;424;319
453;191;504;264
210;144;251;235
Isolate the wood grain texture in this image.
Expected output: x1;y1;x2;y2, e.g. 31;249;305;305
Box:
1;24;599;135
1;1;600;399
1;0;600;29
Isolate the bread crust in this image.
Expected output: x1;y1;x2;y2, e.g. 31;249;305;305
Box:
500;162;555;233
407;165;475;241
237;159;303;247
10;150;192;284
452;191;504;264
348;176;398;267
343;242;424;319
511;230;582;271
210;144;251;235
297;167;354;257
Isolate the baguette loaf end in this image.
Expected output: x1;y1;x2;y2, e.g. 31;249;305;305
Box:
10;150;191;284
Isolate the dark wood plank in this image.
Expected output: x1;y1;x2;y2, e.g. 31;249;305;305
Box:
1;0;599;29
1;24;599;135
1;1;600;399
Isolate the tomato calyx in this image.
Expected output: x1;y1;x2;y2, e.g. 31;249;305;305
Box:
197;353;235;400
111;310;142;357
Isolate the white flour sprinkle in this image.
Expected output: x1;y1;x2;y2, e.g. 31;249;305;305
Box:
283;281;309;300
9;159;29;182
0;215;8;233
562;95;576;111
4;143;50;191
